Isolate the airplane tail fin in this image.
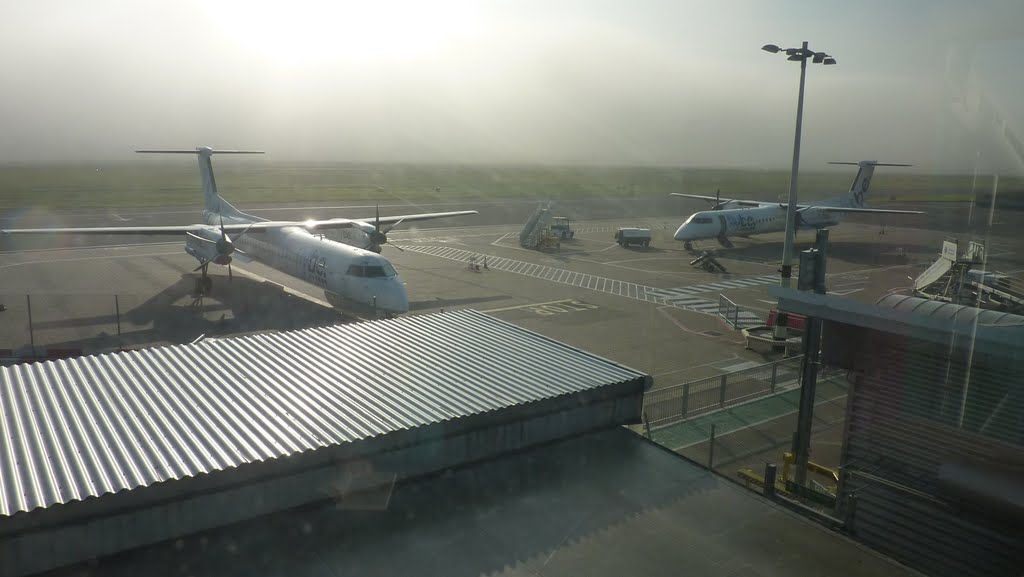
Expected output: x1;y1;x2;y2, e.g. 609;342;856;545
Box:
136;147;264;216
828;161;911;207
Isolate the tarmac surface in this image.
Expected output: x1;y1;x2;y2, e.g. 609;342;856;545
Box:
2;198;1022;395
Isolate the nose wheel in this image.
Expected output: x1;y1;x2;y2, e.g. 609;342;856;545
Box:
684;241;694;251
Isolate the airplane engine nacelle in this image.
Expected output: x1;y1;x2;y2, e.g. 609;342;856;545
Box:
185;227;233;265
326;226;374;251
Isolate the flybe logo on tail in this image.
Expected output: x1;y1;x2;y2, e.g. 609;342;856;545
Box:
853;173;870;206
829;160;911;208
849;166;873;207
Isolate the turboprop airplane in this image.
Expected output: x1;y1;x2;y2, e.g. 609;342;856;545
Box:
0;147;478;316
671;161;924;250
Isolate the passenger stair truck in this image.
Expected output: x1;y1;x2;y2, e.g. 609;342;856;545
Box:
520;203;560;251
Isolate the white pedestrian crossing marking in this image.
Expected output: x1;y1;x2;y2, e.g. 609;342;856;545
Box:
398;244;766;326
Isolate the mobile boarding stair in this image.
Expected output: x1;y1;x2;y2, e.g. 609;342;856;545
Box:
915;240;1024;314
520;203;554;249
690;250;727;273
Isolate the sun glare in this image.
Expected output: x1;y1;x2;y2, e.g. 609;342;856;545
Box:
203;0;479;66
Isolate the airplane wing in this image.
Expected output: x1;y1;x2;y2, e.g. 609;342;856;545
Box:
670;193;767;208
352;210;479;227
1;224;222;235
671;193;737;203
799;206;925;215
2;211;479;236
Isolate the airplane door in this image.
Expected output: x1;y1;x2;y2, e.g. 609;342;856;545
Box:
325;265;350;306
717;215;728;238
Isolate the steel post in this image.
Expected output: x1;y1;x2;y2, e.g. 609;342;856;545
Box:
708;423;717;470
779;41;809;291
26;294;36;357
792;229;828;487
764;463;778;498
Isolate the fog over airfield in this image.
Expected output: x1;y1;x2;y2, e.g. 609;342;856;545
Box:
0;0;1021;172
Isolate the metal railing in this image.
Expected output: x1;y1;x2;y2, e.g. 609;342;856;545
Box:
718;294;741;328
642;356;804;427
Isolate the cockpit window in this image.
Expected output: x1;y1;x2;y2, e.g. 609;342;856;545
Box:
694;217;713;224
347;261;397;278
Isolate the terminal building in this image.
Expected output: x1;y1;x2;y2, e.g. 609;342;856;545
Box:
772;289;1024;577
0;309;921;577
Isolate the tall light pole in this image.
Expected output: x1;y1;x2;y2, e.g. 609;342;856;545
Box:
762;42;836;289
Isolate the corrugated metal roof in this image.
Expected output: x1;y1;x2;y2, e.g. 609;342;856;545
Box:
0;310;648;519
876;294;1024;326
769;288;1024;355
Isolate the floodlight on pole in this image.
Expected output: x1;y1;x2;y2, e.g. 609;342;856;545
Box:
762;40;836;292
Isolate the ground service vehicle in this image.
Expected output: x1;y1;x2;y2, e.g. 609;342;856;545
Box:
614;227;651;247
550;217;575;239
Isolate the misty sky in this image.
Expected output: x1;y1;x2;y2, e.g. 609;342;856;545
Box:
1;0;1022;172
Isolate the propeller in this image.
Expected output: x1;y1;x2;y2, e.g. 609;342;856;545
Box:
367;205;406;252
225;220;256;281
218;214;235;281
188;214;256;280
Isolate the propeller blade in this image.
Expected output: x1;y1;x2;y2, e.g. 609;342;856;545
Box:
375;204;381;232
234;221;257;245
392;244;404;252
192;258;211;272
228;262;233;282
382;218;405;235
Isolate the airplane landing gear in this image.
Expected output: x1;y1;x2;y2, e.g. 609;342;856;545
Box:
684;241;694;251
194;264;213;296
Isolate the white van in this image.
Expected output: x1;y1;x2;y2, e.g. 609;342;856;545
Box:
614;227;652;247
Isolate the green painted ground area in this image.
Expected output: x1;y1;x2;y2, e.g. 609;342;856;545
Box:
651;376;849;450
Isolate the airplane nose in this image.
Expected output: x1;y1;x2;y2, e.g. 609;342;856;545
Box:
373;279;409;314
673;224;689;241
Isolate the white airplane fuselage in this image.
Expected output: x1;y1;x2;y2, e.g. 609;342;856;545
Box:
673;204;841;242
672;160;919;244
208;210;408;314
0;147;479;317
